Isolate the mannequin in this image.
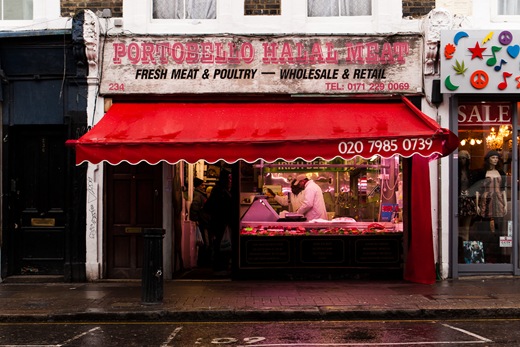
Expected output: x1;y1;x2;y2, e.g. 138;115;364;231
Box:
475;150;507;220
458;150;476;241
474;150;507;262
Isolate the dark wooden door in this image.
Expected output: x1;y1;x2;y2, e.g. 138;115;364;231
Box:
105;163;163;279
7;126;67;275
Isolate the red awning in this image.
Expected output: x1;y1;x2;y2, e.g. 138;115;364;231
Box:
66;97;458;165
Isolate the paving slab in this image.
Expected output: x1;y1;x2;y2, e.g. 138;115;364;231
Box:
0;276;519;322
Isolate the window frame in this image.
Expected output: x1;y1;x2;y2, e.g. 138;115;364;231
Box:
0;0;63;30
1;0;33;20
151;0;218;22
306;0;373;19
491;0;520;22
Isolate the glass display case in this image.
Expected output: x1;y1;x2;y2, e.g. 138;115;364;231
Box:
237;156;404;275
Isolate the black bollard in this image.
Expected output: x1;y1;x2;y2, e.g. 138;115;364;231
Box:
141;228;165;304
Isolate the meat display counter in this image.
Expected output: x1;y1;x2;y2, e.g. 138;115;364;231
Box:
238;197;404;276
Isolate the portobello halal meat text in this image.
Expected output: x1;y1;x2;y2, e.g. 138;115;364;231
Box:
112;41;411;65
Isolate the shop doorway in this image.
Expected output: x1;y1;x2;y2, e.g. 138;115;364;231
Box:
6;125;67;276
105;163;163;279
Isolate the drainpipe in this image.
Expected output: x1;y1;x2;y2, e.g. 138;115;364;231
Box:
437;146;443;280
432;80;444;280
435;96;445;281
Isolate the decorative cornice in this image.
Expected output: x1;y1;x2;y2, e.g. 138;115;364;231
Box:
422;8;453;76
83;9;100;81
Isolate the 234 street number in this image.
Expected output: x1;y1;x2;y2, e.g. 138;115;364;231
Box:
108;83;125;91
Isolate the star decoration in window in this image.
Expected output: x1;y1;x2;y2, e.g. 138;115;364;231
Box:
468;42;486;60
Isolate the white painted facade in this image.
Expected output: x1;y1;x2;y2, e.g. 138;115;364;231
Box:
122;0;416;35
6;0;520;280
85;0;429;281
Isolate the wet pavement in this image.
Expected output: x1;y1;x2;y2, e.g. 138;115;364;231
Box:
1;275;520;322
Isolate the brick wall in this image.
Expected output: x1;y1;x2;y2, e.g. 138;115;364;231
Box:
61;0;122;17
402;0;436;18
244;0;281;15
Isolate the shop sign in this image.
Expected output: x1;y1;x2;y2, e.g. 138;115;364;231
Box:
262;158;346;172
500;236;512;248
441;30;520;94
100;35;422;95
458;102;511;126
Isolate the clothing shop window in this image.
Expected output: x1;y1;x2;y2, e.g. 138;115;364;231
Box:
1;0;32;20
307;0;371;17
457;102;513;265
153;0;216;19
517;102;520;272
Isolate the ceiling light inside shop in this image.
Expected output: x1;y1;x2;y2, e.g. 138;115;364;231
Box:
486;125;511;150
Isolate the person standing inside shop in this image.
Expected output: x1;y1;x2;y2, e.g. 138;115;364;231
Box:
204;169;233;275
294;174;328;220
266;178;305;212
190;177;211;267
474;150;507;262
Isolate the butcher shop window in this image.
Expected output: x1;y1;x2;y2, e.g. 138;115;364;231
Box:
153;0;216;19
1;0;32;20
307;0;371;17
